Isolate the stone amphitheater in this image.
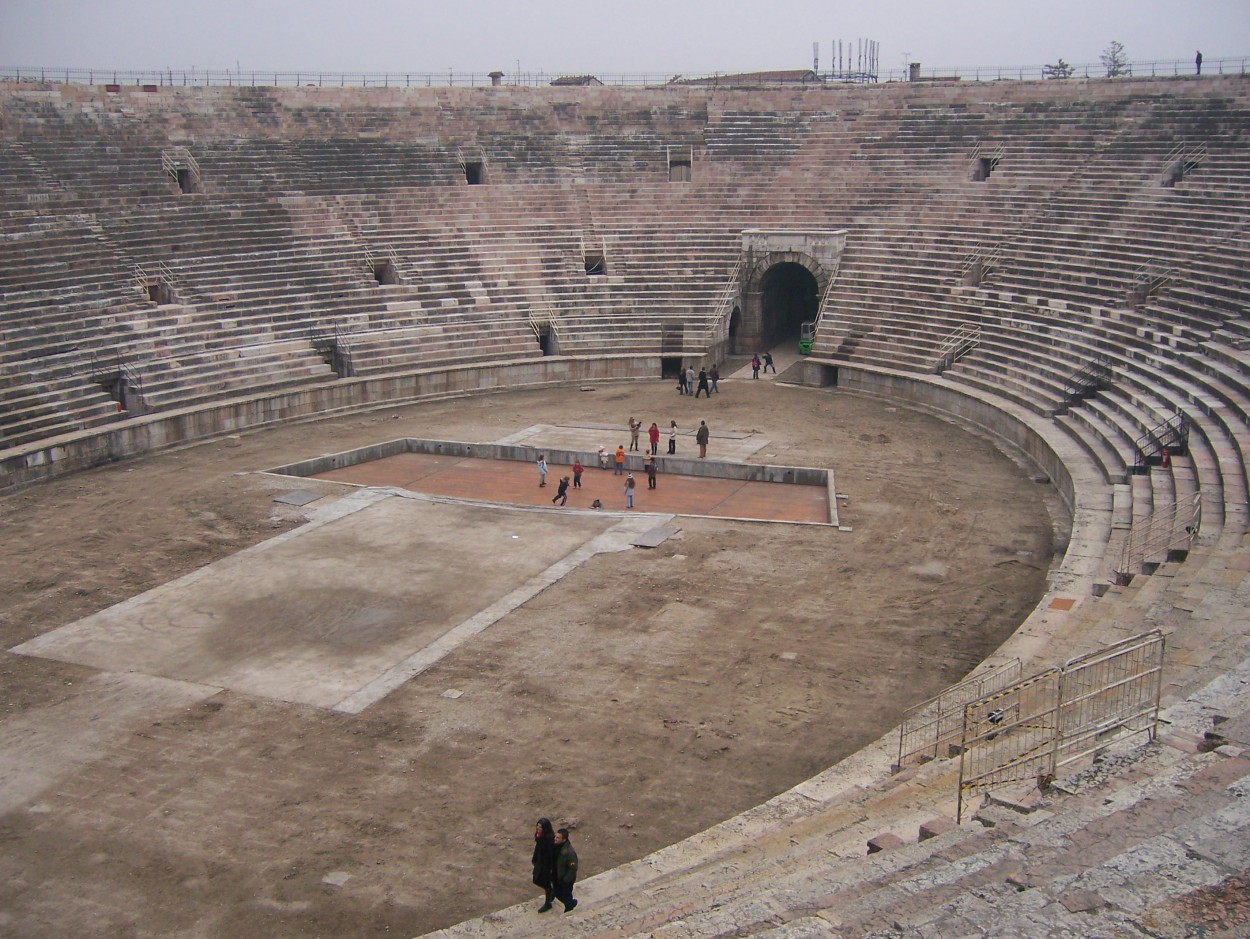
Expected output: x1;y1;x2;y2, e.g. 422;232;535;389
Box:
2;73;1249;938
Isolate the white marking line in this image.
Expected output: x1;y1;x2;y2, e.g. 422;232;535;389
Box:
331;514;667;714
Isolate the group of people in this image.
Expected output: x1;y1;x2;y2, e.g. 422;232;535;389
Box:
677;364;718;398
536;414;713;510
532;818;578;913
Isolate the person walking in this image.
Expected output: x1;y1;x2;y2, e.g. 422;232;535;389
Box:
668;419;678;455
572;458;584;488
677;367;688;396
614;445;626;475
685;365;697;395
710;364;720;393
537;454;549;488
696;420;710;458
554;827;579;913
762;351;775;374
624;473;636;508
551;475;570;507
645;456;658;490
628;417;642;451
751;354;761;379
695;368;711;398
532;818;558;912
648;422;660;455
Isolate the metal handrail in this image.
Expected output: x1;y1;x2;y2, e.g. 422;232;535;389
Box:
1115;491;1202;582
1062;354;1113;400
704;258;742;347
1132;412;1189;469
933;323;980;371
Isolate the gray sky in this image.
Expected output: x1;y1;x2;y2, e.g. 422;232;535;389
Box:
1;0;1246;77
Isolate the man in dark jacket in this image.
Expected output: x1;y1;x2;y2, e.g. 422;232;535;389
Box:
554;827;579;912
532;818;558;912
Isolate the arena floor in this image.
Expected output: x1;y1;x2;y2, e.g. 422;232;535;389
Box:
0;367;1059;938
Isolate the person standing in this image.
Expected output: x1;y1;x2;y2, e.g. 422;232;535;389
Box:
554;827;579;913
648;422;660;455
572;458;584;488
628;417;642;451
696;420;710;458
614;445;626;475
751;354;761;379
668;419;678;455
532;818;558;912
552;475;570;507
645;456;658;490
537;454;549;488
624;473;636;508
710;364;720;393
1196;50;1203;75
677;367;688;396
763;351;775;374
685;365;697;395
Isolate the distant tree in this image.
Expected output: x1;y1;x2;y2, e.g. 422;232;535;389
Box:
1101;41;1128;77
1045;59;1074;79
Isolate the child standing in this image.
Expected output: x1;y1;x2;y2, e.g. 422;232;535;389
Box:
624;473;636;508
572;459;584;488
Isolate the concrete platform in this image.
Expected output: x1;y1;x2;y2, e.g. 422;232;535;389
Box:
12;490;654;713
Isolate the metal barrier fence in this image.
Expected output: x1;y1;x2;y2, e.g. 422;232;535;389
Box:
895;658;1022;771
1;56;1247;89
956;630;1164;821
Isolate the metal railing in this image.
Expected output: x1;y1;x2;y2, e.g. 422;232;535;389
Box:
1061;354;1114;403
956;630;1165;821
703;258;742;348
1114;491;1202;584
160;147;201;188
309;322;355;378
86;348;145;407
1132;413;1189;471
895;658;1022;771
933;323;980;372
4;56;1246;89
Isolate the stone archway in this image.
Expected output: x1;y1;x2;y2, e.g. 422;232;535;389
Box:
734;230;846;354
759;262;819;346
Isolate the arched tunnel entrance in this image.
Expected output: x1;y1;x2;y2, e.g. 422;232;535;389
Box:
759;262;819;348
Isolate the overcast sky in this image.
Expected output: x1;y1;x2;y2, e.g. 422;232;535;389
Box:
1;0;1246;78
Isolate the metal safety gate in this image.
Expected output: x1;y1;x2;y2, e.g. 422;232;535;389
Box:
957;631;1165;821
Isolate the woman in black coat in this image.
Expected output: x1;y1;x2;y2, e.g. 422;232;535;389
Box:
531;817;558;912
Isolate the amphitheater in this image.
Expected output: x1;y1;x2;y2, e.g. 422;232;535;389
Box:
2;70;1249;938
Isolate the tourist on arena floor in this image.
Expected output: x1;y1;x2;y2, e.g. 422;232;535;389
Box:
537;454;549;488
763;351;776;373
677;368;688;395
648;421;660;455
531;818;558;912
695;368;711;398
668;419;678;454
628;416;642;451
572;458;584;488
554;827;579;913
552;475;570;507
696;420;710;458
624;473;636;508
686;365;697;395
751;354;761;378
710;364;720;393
614;445;626;475
646;456;658;490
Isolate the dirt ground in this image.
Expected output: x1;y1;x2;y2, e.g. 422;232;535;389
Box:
0;374;1059;938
